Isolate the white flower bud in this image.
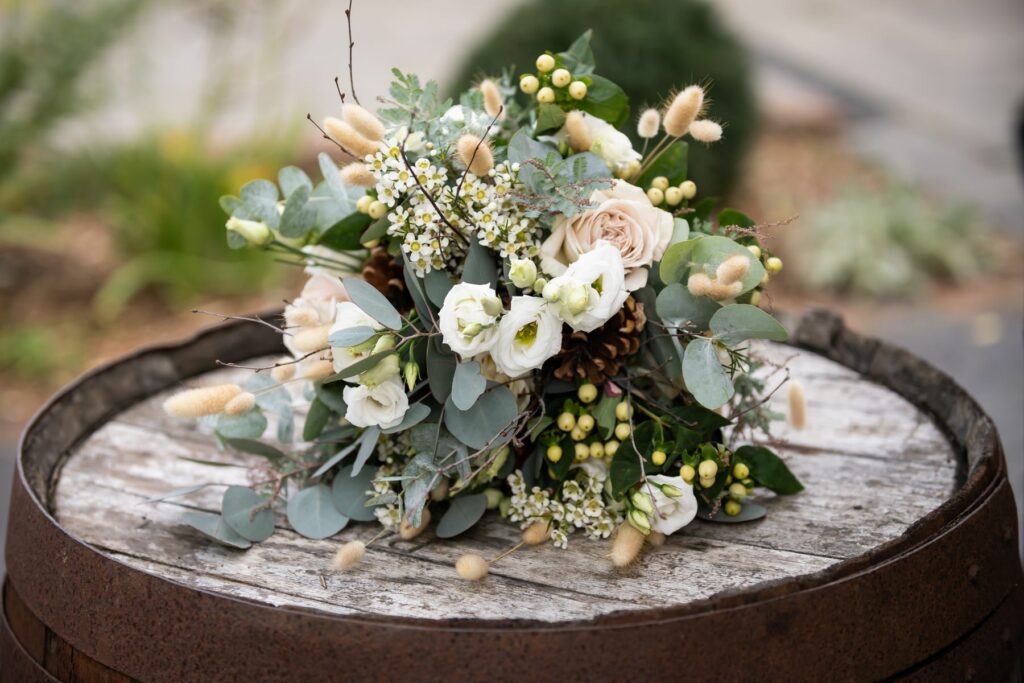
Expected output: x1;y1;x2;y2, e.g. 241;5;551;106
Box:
225;216;272;246
509;258;538;288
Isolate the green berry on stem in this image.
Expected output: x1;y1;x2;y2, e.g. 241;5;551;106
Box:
604;440;620;457
680;464;696;483
536;54;555;72
577;383;598;403
614;401;632;421
732;463;750;479
651;450;667;466
520;75;539;94
557;412;576;432
546;445;563;463
697;460;718;479
577;414;595;433
574;443;590;461
551;68;571;87
614;422;631;440
568;81;587;100
679;180;697;199
724;499;742;516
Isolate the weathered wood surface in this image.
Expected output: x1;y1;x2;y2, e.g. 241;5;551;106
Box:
51;342;958;623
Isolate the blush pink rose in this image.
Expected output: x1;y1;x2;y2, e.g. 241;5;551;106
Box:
540;180;673;290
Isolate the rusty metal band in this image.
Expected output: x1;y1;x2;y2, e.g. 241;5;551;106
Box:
3;310;1022;682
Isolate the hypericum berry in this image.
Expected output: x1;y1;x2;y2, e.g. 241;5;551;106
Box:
747;244;762;259
680;464;696;483
665;187;684;206
557;412;576;432
651;450;667;466
520;75;540;94
368;200;387;219
589;441;605;459
537;87;555;104
546;445;563;463
679;180;697;199
574;443;590;461
604;440;620;457
646;187;665;205
728;482;747;499
570;426;586;442
577;383;598;403
614;422;631;440
577;414;595;433
535;54;556;73
697;460;718;479
355;195;374;214
651;176;670;190
749;289;762;306
568;81;587;100
732;463;750;479
698;475;716;489
766;256;784;274
614;401;632;421
551;68;571;87
724;499;742;516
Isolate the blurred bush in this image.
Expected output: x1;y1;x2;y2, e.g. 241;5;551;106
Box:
797;185;989;297
450;0;757;198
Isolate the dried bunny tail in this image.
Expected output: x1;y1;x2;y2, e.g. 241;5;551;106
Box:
399;507;431;540
163;384;242;418
564;111;592;152
323;116;380;157
689;119;723;143
271;362;296;383
290;325;330;354
223;392;256;416
302;359;334;381
646;531;666;547
707;280;743;301
332;541;366;570
341;102;385;141
479;78;504;119
716;254;750;285
285;306;320;328
610;523;646;569
663;85;705;137
455;553;489;581
788;379;807;431
456;134;494;176
521;521;550;546
687;272;713;297
340;162;376;187
637;108;661;139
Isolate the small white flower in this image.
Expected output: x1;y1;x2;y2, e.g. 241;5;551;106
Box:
645;474;698;535
438;282;504;358
343;377;409;430
329;301;384;372
544;242;628;332
490;296;563;378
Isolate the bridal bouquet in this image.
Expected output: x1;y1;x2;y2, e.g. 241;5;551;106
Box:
163;31;803;578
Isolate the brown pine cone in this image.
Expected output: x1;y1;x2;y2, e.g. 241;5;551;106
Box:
552;296;647;385
361;247;413;313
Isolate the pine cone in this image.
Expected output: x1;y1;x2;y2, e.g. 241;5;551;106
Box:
361;247;413;313
552;296;647;385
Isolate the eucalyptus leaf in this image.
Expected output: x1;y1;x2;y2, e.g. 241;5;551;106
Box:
182;510;251;549
303;397;332;442
215;409;267;440
223;437;286;463
426;336;456;401
343;277;403;330
240;179;280;228
279;165;313;195
221;486;275;542
462;240;498;288
656;282;720;332
710;304;787;346
287;484;349;539
322;350;390;382
351;426;381;476
443;386;517;450
315;383;348;415
535;103;567;135
145;483;214;504
328;325;378;348
451;362;486;411
312;439;361;478
659;237;701;284
668;217;690;248
279;185;317;238
331;463;380;522
435;493;488;538
382;403;431;434
424;269;453;308
696;500;767;523
682;337;734;409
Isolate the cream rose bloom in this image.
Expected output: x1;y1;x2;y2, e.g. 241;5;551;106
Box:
490;296;563;378
646;475;698;535
343;377;409;429
541;180;673;290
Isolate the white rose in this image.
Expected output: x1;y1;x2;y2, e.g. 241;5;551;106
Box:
438;282;504;357
541;180;673;290
646;475;698;535
343;377;409;430
329;301;384;372
543;242;628;332
554;112;640;175
490;296;563;378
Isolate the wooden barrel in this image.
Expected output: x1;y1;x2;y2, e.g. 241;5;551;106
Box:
2;310;1021;682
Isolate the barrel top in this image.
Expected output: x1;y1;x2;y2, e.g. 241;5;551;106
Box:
48;340;959;623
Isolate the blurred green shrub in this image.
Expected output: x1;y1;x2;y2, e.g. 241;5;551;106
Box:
449;0;757;198
797;185;989;297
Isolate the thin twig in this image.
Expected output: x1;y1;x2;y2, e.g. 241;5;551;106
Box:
306;113;349;154
334;76;346;104
192;309;286;335
344;0;359;105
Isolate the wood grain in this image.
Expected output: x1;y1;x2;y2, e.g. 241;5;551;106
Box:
52;343;959;623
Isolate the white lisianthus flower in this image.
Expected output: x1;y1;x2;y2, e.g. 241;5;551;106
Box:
438;282;504;357
343;377;409;430
646;475;698;535
543;242;628;332
490;296;563;378
553;111;640;175
329;301;384;372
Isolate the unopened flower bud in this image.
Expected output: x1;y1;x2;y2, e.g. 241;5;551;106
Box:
372;335;397;354
225;216;272;246
509;258;538;288
560;280;591;316
631;491;654;514
628;508;652;534
660;483;684;498
403;361;419;391
483;487;503;509
531;276;547;292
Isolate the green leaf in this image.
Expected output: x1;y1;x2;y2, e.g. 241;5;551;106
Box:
659;237;701;284
279;166;313;196
404;261;436;328
557;29;595;75
716;208;755;229
343;277;403;330
318;152;349;203
735;445;804;495
223;437;287;463
427;336;457;401
240;179;280;228
710;304;787;346
691;236;765;294
424;269;453;308
315;383;347;415
682;337;734;409
219;195;242;216
696;500;767;523
331;463;379;521
506;128;559;165
322;350;391;383
632;285;683;380
287;484;349;539
215;409;267;440
182;510;251;549
609;421;655;495
279;185;317;238
351;426;381;476
668;217;690;249
328;325;377;348
320;212;372;251
382;403;431;434
451;362;486;411
462;240;498;289
535;103;567;135
312;439;361;478
435;493;488;538
443;385;517;450
303;398;332;442
637;141;688;188
360;215;389;243
145;483;214;504
691;197;718;222
221;486;275;542
592;394;619;440
578;75;629;127
656;282;720;331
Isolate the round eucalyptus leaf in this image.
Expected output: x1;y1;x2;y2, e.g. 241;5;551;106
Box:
221;485;275;542
435;493;488;539
682;337;734;409
655;282;720;332
451;362;487;411
182;510;252;549
690;235;765;294
696;500;767;523
342;277;403;330
287;484;349;539
443;386;517;450
331;464;379;521
709;304;787;346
